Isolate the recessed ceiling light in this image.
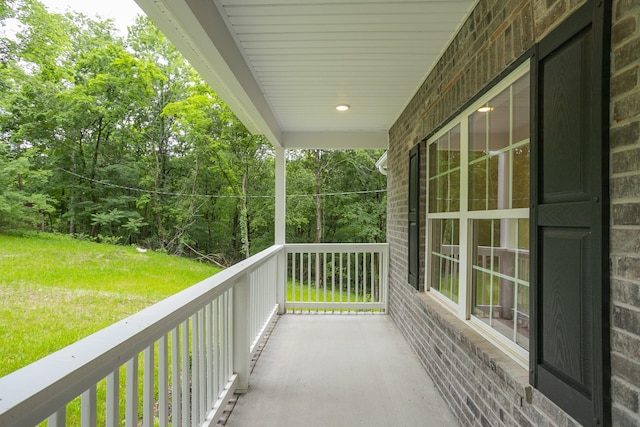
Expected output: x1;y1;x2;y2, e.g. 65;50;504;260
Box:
336;104;350;112
477;106;494;113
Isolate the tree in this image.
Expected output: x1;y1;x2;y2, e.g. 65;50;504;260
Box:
286;149;386;244
0;0;386;264
0;145;55;230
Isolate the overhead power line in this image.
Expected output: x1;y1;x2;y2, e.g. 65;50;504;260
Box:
58;168;386;199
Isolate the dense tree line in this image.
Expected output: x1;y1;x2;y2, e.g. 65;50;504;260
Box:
0;0;386;265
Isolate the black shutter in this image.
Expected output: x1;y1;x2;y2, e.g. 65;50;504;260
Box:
408;144;420;288
530;2;610;426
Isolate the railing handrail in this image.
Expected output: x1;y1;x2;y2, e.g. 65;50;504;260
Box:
0;244;284;427
286;242;388;253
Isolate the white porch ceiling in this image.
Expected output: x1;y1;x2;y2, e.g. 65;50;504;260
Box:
134;0;476;149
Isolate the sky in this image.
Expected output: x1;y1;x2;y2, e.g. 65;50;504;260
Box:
39;0;145;35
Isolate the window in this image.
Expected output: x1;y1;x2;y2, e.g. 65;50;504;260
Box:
426;62;530;362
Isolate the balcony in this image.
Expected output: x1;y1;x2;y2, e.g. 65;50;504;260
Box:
0;243;457;427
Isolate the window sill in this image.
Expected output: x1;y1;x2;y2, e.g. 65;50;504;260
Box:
417;290;533;405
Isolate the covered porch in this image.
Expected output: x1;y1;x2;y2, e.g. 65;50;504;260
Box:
0;0;493;426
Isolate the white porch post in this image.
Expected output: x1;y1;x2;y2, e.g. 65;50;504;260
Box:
275;147;286;245
233;273;250;393
275;148;287;314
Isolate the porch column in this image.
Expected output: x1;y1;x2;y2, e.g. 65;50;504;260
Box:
275;147;287;314
275;147;286;245
232;273;250;393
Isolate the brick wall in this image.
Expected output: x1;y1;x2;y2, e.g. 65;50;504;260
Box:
610;0;640;425
385;0;640;426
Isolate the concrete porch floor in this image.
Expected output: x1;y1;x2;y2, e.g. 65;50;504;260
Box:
225;314;459;427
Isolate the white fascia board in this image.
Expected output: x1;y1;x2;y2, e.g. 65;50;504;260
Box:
134;0;283;147
282;131;389;150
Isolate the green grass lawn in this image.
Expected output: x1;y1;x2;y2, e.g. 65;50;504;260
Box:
285;279;381;315
286;281;376;303
0;232;221;378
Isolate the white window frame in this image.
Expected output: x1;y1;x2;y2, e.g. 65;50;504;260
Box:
424;60;530;368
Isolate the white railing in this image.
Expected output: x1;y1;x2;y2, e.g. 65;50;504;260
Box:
0;243;390;427
249;249;284;354
285;243;389;313
0;245;283;427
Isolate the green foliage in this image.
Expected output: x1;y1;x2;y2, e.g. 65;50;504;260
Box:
0;145;55;230
0;0;387;265
286;149;387;243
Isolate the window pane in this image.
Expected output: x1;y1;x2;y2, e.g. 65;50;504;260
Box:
488;87;510;152
517;218;530;282
512;143;530;208
428;177;437;213
435;173;460;212
487;154;501;210
450;124;461;169
428;142;438;213
516;283;530;350
472;218;529;350
469;111;487;161
437;135;449;175
450;169;460;212
437;176;447;212
516;218;530;351
428;143;437;179
513;73;530;144
469;160;487;211
430;219;460;303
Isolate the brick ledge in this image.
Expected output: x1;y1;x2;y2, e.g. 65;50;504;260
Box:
403;288;534;404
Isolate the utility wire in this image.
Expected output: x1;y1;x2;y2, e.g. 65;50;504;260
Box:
290;189;386;198
58;168;386;199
